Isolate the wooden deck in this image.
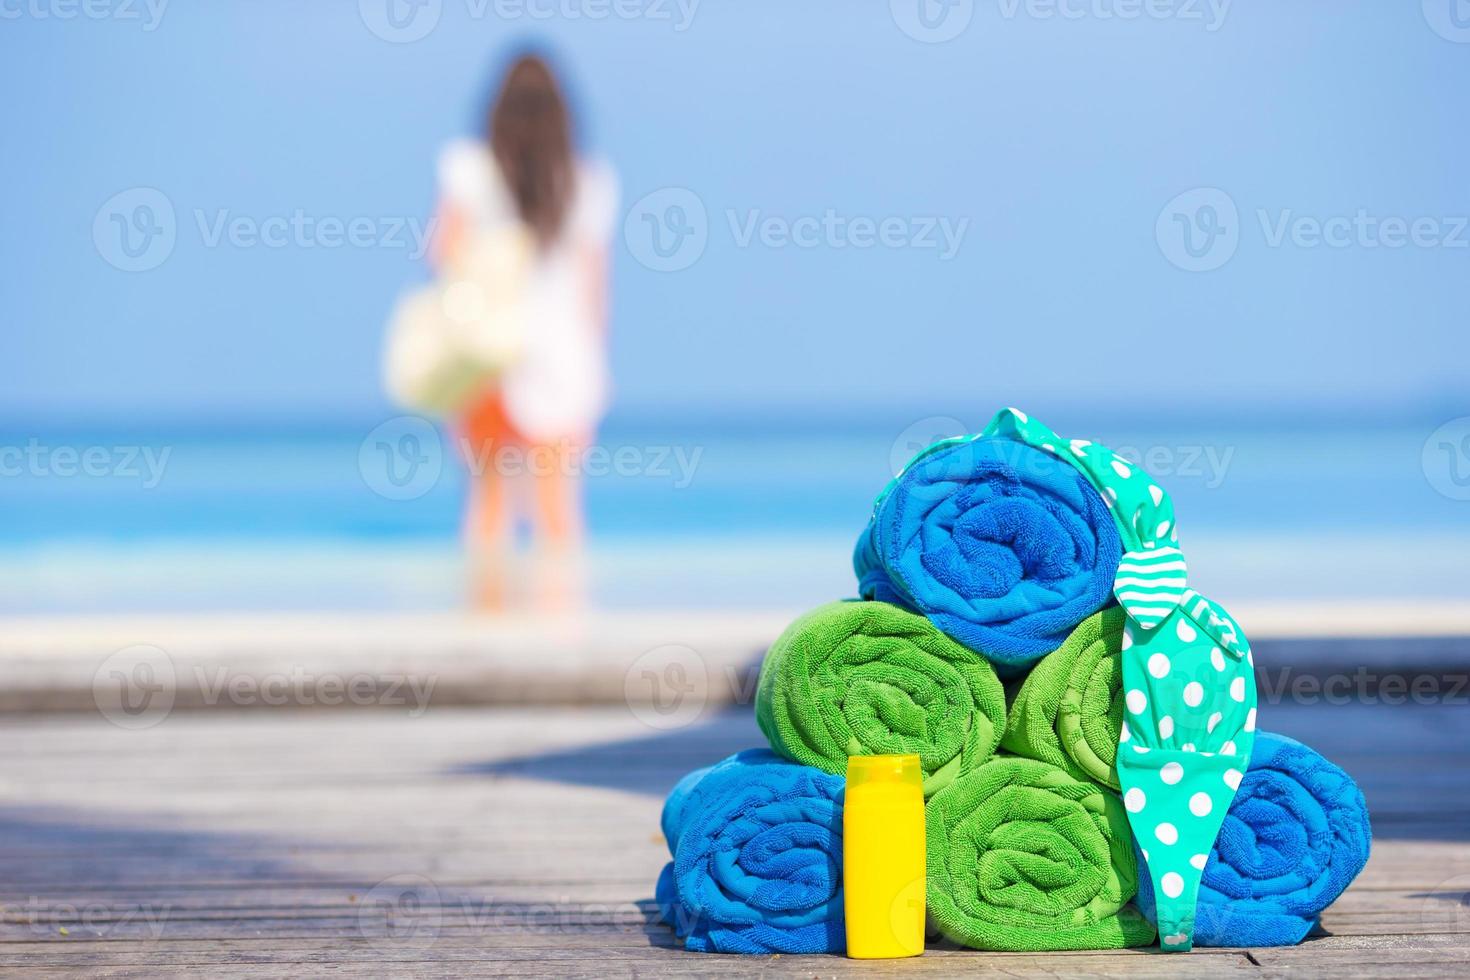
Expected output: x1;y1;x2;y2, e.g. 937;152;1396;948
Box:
2;700;1468;977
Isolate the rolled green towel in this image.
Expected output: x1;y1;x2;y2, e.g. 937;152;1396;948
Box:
755;600;1006;797
926;756;1156;951
1001;607;1126;791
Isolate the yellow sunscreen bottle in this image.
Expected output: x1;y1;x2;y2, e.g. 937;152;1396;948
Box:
843;754;926;958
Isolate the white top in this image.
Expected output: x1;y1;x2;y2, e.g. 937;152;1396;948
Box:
438;139;618;441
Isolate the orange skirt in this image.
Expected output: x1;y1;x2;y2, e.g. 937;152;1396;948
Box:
459;388;524;461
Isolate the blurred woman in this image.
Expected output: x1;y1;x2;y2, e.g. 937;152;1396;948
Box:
432;53;617;580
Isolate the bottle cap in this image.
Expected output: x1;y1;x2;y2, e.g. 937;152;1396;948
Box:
846;754;922;788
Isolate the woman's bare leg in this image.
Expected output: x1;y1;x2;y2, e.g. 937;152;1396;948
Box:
530;438;585;552
465;468;513;552
529;438;587;610
465;469;515;610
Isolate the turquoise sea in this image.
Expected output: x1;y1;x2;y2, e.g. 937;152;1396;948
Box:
2;418;1467;613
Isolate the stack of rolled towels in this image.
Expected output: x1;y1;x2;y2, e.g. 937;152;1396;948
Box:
654;411;1371;954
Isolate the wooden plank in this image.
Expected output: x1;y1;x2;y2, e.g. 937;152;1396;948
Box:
1;702;1467;976
0;956;1264;980
1252;945;1470;979
0;941;1264;977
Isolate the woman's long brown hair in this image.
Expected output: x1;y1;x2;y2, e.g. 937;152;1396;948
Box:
488;55;574;249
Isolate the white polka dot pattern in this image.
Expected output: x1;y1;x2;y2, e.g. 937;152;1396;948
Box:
978;408;1259;953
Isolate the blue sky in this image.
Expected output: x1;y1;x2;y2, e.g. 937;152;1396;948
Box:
2;2;1467;429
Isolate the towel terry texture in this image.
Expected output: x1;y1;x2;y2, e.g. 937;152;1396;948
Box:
1132;731;1372;947
655;749;846;954
755;600;1006;798
1002;606;1127;791
925;755;1157;951
656;407;1370;957
854;436;1122;678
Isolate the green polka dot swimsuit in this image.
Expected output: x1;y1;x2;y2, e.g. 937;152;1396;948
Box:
984;408;1259;952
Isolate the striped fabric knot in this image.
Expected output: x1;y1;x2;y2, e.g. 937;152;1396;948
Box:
1180;588;1250;659
1114;546;1188;630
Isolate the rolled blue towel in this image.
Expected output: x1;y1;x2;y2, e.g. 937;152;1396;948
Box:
854;435;1122;677
1134;731;1372;946
655;749;845;954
